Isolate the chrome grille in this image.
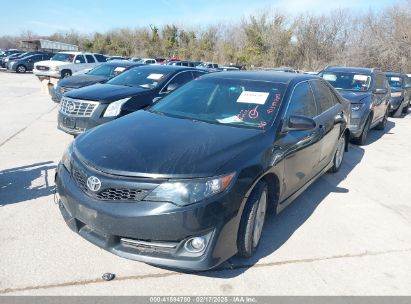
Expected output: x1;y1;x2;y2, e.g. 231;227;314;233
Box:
36;65;49;71
60;97;98;117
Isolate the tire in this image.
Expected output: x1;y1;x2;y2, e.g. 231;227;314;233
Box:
402;103;409;114
61;70;72;78
16;65;26;73
237;182;268;258
352;116;371;146
329;135;346;173
375;109;388;130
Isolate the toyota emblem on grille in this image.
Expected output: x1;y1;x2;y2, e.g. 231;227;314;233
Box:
87;176;101;192
67;101;75;112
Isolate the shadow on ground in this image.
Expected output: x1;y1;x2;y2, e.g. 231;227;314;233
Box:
0;161;56;206
365;120;396;146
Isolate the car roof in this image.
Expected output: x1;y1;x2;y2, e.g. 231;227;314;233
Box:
323;66;376;75
201;70;318;84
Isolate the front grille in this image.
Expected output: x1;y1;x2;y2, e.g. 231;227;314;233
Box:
36;65;49;71
97;188;149;201
60;97;98;117
72;165;151;202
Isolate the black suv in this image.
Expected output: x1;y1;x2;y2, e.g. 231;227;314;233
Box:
56;72;350;271
385;72;411;117
7;53;54;73
320;67;390;145
58;65;208;136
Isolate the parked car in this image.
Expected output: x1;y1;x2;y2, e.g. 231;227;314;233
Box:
33;52;107;79
0;49;19;58
57;65;208;135
56;71;349;271
264;67;299;73
51;61;144;102
385;72;411;117
320;66;390;145
7;53;54;73
134;58;157;64
155;58;166;65
167;61;198;67
0;51;24;68
198;62;219;69
107;56;125;61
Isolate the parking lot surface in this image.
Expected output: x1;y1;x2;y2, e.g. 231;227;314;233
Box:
0;72;410;295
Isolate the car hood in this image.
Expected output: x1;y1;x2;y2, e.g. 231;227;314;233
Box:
74;110;264;178
34;60;71;68
65;83;149;103
58;74;108;89
338;90;370;103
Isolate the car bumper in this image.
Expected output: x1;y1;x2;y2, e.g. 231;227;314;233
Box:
57;105;113;135
348;114;367;138
55;162;242;271
33;69;61;78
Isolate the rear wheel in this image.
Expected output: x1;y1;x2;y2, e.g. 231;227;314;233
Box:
329;135;346;173
16;65;26;73
237;182;268;258
353;116;371;146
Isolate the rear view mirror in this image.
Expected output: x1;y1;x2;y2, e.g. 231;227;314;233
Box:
285;115;316;131
75;60;80;64
373;88;388;94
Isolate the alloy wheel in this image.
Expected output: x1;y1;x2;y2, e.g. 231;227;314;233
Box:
335;136;345;169
252;190;267;248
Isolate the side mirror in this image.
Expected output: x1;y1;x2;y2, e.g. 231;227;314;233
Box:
75;60;81;64
152;97;162;103
284;115;316;131
373;88;388;94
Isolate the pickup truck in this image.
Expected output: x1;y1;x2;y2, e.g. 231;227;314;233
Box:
33;52;107;79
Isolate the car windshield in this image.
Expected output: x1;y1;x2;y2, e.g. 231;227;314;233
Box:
87;64;127;78
386;76;403;88
106;68;169;89
321;72;372;91
51;53;75;63
150;78;286;129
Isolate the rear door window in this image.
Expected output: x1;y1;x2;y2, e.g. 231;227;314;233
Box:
94;54;107;62
286;81;318;118
311;80;337;113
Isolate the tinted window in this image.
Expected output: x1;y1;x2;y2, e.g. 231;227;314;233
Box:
75;55;86;63
94;54;107;62
375;74;386;89
151;78;286;129
88;64;126;77
107;68;171;89
163;71;194;92
311;80;337;112
85;55;95;63
385;75;402;88
287;81;317;118
193;71;207;78
321;71;372;91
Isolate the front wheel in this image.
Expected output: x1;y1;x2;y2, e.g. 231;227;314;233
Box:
16;65;26;73
237;182;268;258
375;109;388;130
61;70;72;78
402;103;409;114
352;116;371;146
329;135;346;173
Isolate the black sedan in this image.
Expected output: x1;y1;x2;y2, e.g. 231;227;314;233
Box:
58;65;208;136
56;72;350;270
52;61;143;103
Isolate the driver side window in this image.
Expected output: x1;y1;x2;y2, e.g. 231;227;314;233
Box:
286;81;318;118
75;55;86;63
162;71;194;93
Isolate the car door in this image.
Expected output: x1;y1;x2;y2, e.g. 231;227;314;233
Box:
28;55;42;70
73;54;86;72
279;81;321;199
310;79;344;170
373;73;389;121
85;54;97;69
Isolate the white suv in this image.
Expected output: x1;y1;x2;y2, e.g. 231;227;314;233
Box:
33;52;107;78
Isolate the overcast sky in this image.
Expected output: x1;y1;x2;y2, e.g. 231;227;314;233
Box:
0;0;404;36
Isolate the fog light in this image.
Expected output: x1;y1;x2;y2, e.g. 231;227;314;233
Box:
185;237;206;253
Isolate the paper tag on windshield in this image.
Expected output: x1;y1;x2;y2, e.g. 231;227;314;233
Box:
217;116;243;124
353;75;368;81
147;73;164;80
114;67;126;73
391;77;401;81
237;91;269;105
323;74;337;81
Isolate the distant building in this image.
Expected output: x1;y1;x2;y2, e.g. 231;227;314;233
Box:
20;39;79;52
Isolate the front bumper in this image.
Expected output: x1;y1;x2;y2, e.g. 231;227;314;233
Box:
389;97;406;112
57;104;113;135
348;113;367;138
33;69;60;78
55;161;242;271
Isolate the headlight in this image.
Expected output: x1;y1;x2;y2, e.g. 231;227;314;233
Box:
61;143;73;172
144;173;235;206
391;92;402;98
103;97;131;117
351;103;364;111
